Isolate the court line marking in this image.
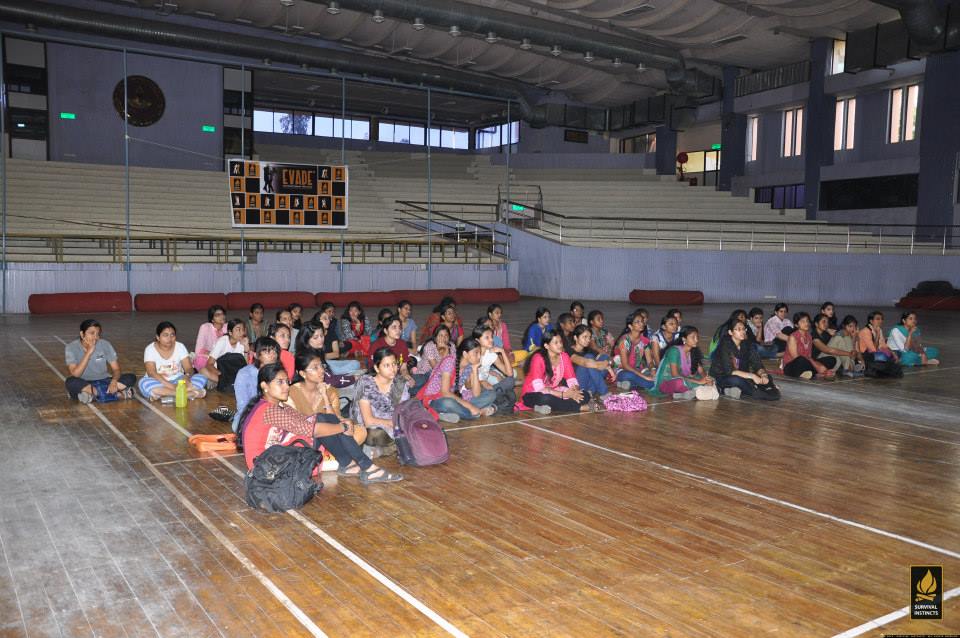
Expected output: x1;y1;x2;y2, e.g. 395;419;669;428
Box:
48;336;469;638
831;585;960;637
516;419;960;561
152;453;243;466
444;398;686;432
23;337;329;638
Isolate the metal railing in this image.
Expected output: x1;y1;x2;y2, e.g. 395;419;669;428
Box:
393;200;507;261
735;60;811;97
498;184;543;225
508;202;960;255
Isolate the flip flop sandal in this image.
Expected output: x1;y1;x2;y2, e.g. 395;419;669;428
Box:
360;468;404;485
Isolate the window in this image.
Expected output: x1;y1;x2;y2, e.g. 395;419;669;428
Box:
782;107;803;157
746;115;759;162
830;40;846;75
834;97;856;151
253;109;274;133
619;132;656;154
475;121;520;149
889;84;919;143
4;64;47;95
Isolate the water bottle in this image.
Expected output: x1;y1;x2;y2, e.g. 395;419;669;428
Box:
175;379;188;408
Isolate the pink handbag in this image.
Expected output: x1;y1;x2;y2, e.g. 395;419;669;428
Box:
602;391;648;412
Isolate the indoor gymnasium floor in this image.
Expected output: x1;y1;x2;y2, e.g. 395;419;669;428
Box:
1;298;958;638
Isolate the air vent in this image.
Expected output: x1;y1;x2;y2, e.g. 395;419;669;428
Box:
617;4;655;18
712;34;747;46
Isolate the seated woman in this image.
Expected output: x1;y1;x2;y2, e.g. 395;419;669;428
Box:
340;301;374;359
517;331;592;415
709;320;779;400
888;311;940;366
397;299;418;350
784;312;833;379
238;364;401;484
613;311;655;391
193;304;227;372
708;309;747;356
810;313;846;374
419;296;462;344
64;319;137;403
369;315;425;393
858;311;898;363
414;325;453;377
311;311;361;375
350;348;410;457
522;306;552;352
267;323;295;378
369;307;394;341
819;301;839;335
419;338;498;423
570;301;587;326
472;322;516;398
568;324;614;399
555;313;577;350
247;303;267;340
485;304;512;354
763;303;794;354
276;309;298;352
649;314;680;371
748;307;779;359
652;326;714;399
587;310;614;357
139;321;209;400
202;318;251;391
827;315;865;377
233;336;279;432
288;303;304;331
667;308;684;333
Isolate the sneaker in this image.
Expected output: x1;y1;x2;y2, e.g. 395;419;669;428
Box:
533;404;552;415
725;387;742;400
480;406;496;417
799;370;814;380
616;380;631;390
437;412;461;424
672;390;697;401
77;391;93;405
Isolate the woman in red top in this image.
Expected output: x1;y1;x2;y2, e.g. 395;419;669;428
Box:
516;331;592;414
238;364;402;485
783;312;832;379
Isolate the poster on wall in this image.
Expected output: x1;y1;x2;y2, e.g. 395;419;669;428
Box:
228;160;348;228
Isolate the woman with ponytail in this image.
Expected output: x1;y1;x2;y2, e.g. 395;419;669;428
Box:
239;363;401;484
652;326;714;399
418;338;497;423
517;331;592;414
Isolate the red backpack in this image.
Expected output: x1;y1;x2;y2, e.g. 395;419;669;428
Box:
391;399;449;466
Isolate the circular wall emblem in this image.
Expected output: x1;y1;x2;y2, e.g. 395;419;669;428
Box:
112;75;165;127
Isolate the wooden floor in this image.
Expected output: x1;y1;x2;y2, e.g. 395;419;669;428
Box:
2;299;959;637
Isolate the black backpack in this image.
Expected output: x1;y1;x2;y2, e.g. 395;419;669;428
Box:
245;441;322;512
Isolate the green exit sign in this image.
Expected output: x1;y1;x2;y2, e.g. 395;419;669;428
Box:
59;112;77;120
510;204;525;212
711;143;722;150
201;125;216;133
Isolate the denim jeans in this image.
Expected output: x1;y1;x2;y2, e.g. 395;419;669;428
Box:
616;369;654;390
430;388;497;420
753;343;779;359
575;353;610;395
327;359;362;375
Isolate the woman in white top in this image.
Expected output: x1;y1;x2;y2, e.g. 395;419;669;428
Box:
138;321;209;400
202;318;251;391
763;303;794;354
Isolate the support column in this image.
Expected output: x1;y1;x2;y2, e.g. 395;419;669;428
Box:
718;66;746;192
916;49;960;240
654;125;677;176
803;38;833;221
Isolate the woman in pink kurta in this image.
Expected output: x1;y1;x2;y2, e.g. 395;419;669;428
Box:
516;331;592;414
194;305;228;370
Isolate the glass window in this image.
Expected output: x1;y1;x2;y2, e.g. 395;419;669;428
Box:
274;111;293;134
253;109;273;133
315;116;333;137
352;119;370;140
292;111;312;135
834;98;856;151
440;128;454;148
782;107;803;157
429;127;441;147
453;129;468;149
830;40;846;75
905;84;919;141
889;84;919;144
394;123;410;144
378;122;394;143
746;115;758;162
409;125;424;146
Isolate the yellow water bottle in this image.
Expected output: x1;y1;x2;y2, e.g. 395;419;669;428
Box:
175;379;188;408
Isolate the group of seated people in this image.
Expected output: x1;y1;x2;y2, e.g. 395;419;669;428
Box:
62;297;942;479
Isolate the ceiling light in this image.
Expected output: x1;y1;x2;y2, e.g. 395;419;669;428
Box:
637;63;645;70
485;32;498;43
613;57;622;67
372;9;384;23
584;51;594;62
326;1;340;15
279;0;294;6
550;45;561;56
412;17;425;30
520;38;532;50
449;25;461;37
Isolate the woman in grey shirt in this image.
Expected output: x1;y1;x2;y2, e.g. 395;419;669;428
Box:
64;319;136;404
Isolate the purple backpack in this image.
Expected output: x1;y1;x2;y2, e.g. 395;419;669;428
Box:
391;399;449;466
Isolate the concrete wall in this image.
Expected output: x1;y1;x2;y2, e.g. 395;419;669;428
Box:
517;123;610;154
46;44;223;171
501;224;958;305
5;253;518;314
489;152;654;170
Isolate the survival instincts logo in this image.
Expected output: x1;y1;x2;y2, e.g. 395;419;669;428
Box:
911;566;943;620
